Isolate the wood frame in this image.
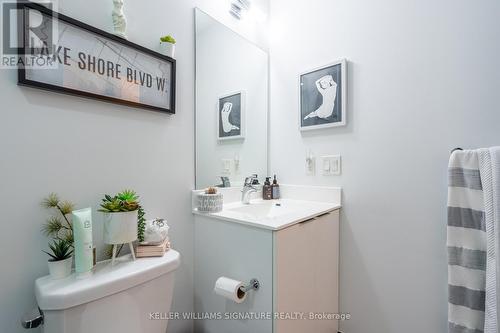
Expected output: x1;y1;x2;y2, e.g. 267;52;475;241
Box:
17;1;176;114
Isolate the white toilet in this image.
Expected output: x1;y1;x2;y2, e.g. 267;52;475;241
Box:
34;250;180;333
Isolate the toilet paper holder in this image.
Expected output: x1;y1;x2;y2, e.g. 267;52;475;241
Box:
239;278;260;293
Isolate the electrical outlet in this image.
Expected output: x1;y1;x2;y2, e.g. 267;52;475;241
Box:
233;153;240;175
221;159;232;175
305;150;316;175
321;155;341;175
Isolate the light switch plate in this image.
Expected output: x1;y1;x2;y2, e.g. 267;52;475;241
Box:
321;155;341;175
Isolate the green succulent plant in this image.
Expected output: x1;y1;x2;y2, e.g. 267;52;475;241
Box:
43;239;73;262
41;193;75;246
160;35;176;44
99;190;140;212
99;190;146;243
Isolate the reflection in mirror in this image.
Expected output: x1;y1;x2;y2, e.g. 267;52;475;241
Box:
195;8;268;190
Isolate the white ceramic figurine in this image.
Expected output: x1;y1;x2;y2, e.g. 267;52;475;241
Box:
112;0;127;38
141;218;170;245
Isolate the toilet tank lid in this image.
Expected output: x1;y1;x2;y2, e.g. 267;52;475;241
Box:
35;250;180;310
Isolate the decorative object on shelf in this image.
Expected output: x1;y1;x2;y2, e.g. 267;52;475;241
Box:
112;0;127;39
218;91;245;140
136;237;170;258
71;208;94;276
99;190;146;265
41;193;76;246
299;59;347;131
159;35;176;58
43;239;73;279
198;187;223;213
206;187;217;194
17;2;176;114
141;218;169;245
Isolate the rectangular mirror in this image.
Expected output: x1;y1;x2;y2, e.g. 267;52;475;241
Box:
195;8;268;189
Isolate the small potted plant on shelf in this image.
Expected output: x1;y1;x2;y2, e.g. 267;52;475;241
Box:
197;187;223;213
43;239;73;279
41;193;76;278
159;35;176;58
99;190;146;264
41;193;75;245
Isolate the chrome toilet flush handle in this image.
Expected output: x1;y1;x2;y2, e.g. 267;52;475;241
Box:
21;307;44;329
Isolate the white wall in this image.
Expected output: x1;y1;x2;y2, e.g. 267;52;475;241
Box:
196;10;268;189
269;0;500;332
0;1;268;333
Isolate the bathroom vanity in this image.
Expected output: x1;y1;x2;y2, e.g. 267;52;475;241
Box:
193;185;341;333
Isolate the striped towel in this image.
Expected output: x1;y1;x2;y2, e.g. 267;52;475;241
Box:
478;147;500;333
448;150;486;333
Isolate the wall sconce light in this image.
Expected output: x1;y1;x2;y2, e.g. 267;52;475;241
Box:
229;0;251;20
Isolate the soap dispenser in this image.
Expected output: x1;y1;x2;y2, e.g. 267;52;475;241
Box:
263;177;272;200
271;175;280;199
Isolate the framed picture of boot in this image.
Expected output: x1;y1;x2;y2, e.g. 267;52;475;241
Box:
299;59;346;131
217;91;245;141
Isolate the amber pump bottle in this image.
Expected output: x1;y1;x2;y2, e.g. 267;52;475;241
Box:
263;177;273;200
271;175;280;199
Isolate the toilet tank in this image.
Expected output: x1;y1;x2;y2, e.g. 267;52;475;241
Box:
35;250;180;333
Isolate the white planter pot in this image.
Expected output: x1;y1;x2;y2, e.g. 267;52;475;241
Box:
159;42;175;58
103;211;138;245
197;193;223;213
48;256;72;279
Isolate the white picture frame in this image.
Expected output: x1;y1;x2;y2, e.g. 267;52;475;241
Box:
217;91;245;141
298;59;347;131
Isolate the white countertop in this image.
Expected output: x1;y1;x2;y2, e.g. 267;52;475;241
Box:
193;198;341;231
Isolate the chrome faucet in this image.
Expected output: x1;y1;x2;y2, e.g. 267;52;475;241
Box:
241;175;258;204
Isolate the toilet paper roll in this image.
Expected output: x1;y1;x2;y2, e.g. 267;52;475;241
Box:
214;277;247;303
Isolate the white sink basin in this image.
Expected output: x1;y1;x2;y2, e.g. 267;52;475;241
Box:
204;199;340;230
226;201;299;219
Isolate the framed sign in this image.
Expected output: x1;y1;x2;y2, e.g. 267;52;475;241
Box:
217;91;245;141
299;59;346;130
17;2;176;113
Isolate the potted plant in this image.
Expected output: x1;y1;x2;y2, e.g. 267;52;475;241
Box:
197;187;223;213
43;239;73;279
41;193;75;245
41;193;75;277
159;35;176;58
99;190;146;245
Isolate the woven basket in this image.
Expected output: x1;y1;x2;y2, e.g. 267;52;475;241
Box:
197;193;223;213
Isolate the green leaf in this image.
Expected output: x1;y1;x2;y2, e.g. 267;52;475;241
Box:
99;190;140;213
41;193;59;208
59;201;75;215
160;35;176;44
43;239;73;261
42;216;63;237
